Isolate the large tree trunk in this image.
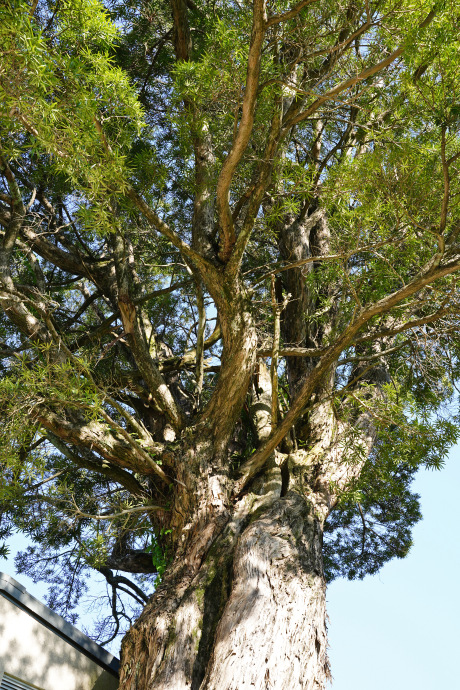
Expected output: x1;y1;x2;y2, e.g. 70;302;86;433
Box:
118;368;378;690
119;462;331;690
200;493;330;690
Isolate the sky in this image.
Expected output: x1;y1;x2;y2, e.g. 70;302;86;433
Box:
1;446;459;683
327;444;460;689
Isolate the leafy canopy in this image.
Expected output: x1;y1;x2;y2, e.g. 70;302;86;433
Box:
1;0;460;645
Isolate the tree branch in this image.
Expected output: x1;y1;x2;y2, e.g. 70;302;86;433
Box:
283;9;437;130
266;0;319;28
126;187;207;271
235;253;460;493
111;231;186;432
97;566;150;604
45;431;147;497
216;0;267;262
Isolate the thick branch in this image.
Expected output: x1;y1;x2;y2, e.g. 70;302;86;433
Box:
45;431;147;497
97;567;150;604
227;93;284;275
105;550;158;575
235;254;460;493
34;407;167;479
0;155;26;290
216;0;267;262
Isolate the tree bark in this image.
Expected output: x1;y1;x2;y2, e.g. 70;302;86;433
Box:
118;367;379;690
119;463;332;690
200;493;330;690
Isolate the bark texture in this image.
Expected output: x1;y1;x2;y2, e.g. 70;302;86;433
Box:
119;487;331;690
118;363;377;690
200;494;329;690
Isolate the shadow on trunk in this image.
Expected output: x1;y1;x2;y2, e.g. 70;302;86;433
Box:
120;491;331;690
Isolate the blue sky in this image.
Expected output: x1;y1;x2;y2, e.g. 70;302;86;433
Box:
2;446;459;680
327;444;460;689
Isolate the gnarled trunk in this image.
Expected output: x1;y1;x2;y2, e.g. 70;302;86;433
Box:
200;493;330;690
118;374;378;690
119;481;331;690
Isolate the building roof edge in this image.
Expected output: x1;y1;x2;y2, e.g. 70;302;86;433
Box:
0;572;120;676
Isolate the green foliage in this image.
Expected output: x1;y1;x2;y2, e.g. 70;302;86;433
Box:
325;372;459;580
1;0;460;648
145;528;172;581
0;543;10;560
324;459;422;582
0;0;144;227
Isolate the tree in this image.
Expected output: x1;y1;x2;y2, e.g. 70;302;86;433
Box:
1;0;460;687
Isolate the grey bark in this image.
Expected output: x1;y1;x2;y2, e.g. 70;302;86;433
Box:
200;493;330;690
119;487;331;690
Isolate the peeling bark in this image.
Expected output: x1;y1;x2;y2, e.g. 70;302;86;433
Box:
119;474;332;690
201;493;330;690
